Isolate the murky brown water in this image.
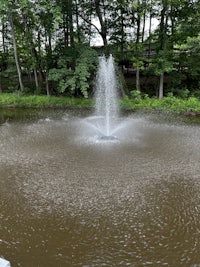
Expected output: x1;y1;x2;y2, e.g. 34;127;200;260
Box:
0;110;200;267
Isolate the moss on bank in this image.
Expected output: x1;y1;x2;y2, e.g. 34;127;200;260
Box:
0;93;200;114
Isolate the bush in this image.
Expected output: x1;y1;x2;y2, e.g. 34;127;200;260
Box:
130;89;141;99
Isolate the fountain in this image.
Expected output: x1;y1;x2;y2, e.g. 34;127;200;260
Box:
85;54;120;142
0;258;11;267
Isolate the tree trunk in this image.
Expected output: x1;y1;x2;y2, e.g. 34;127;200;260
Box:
94;0;108;46
68;0;74;46
75;0;81;43
9;15;24;92
136;67;140;91
34;32;45;82
34;68;39;89
158;2;169;99
63;14;68;47
159;72;164;99
120;7;125;55
141;0;146;43
2;18;7;54
135;1;141;91
136;12;140;43
45;70;50;96
148;7;152;58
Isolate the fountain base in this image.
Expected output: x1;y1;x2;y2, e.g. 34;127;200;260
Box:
99;135;118;141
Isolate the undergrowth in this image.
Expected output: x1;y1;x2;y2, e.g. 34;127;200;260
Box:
0;93;200;112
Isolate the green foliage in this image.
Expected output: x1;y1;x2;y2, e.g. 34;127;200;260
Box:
149;50;174;76
0;66;18;92
1;92;200;113
0;0;200;96
178;35;200;76
48;45;98;98
178;89;190;99
121;92;200;112
0;93;93;108
130;89;141;99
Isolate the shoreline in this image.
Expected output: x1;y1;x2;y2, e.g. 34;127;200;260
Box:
0;93;200;116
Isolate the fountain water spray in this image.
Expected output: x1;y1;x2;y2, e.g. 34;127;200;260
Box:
95;54;119;139
0;258;11;267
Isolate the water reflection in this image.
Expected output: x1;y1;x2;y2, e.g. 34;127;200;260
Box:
0;110;200;267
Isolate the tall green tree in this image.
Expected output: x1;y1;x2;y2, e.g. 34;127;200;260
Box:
1;0;24;91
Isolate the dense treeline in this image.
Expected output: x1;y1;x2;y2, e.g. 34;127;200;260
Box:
0;0;199;98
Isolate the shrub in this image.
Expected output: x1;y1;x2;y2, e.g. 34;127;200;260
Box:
130;89;141;99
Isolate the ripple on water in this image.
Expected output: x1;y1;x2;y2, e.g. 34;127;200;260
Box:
0;115;200;266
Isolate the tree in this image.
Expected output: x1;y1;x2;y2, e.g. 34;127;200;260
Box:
0;0;24;91
157;0;169;98
0;0;199;96
130;0;148;91
48;44;98;97
9;13;24;92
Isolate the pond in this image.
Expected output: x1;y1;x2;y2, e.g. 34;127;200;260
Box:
0;109;200;267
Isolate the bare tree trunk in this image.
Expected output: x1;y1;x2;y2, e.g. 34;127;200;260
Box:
159;73;164;99
148;2;153;58
34;68;39;89
136;67;140;91
135;0;141;91
9;15;24;92
158;2;169;98
46;70;50;96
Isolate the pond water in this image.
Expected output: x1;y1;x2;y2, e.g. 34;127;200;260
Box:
0;109;200;267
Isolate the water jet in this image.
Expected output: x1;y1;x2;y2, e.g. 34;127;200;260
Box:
0;258;11;267
84;54;120;142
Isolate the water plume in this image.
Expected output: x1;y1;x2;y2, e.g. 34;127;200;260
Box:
94;54;119;139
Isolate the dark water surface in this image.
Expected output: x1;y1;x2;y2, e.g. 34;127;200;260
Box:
0;109;200;267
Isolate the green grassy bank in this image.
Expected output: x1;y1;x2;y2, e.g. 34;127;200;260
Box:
121;94;200;114
0;93;200;114
0;93;93;108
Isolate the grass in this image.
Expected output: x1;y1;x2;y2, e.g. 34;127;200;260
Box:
0;93;93;108
0;93;200;113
